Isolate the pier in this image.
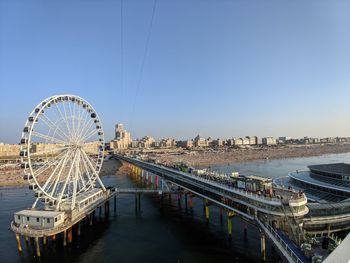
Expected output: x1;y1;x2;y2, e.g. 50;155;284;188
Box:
116;155;310;263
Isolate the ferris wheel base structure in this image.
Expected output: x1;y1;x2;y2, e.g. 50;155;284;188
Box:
11;187;117;255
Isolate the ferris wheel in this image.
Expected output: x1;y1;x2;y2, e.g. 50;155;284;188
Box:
20;94;106;210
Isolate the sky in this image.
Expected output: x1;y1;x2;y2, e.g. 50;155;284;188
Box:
0;0;350;143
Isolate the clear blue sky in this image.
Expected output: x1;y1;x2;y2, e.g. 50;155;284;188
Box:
1;0;350;143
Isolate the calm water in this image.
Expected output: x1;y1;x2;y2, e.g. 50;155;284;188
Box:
1;153;350;262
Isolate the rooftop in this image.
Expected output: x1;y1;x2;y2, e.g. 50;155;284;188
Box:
15;209;64;217
308;163;350;177
290;171;350;193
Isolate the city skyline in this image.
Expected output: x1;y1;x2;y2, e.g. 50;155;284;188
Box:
1;0;350;143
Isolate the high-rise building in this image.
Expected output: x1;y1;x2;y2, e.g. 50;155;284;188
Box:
110;123;132;150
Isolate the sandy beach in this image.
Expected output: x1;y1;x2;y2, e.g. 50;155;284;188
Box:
156;144;350;167
0;159;123;188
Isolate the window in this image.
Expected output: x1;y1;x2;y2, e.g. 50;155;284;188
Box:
27;217;30;221
36;218;39;223
47;218;50;223
55;217;57;222
17;215;20;220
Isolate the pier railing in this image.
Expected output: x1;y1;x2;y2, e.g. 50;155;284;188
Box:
256;217;305;263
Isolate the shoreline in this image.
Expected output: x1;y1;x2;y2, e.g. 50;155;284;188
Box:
156;144;350;168
1;144;350;187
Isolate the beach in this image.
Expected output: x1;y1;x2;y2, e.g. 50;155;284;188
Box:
0;159;123;187
155;144;350;167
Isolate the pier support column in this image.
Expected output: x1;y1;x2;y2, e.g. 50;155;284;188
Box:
15;234;22;253
189;193;193;210
89;214;93;226
244;223;247;236
35;237;41;257
220;208;223;224
114;195;117;213
184;193;188;210
178;193;182;207
67;227;73;243
227;217;232;239
260;233;266;261
99;206;102;217
227;211;234;239
77;222;81;236
52;234;56;242
43;236;47;246
138;193;141;211
105;202;110;218
156;176;159;188
205;205;210;222
63;230;67;247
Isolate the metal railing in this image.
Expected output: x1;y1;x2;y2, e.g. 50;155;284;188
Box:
126;157;285;204
256;217;305;263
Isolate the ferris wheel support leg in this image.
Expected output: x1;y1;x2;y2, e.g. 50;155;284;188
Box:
32;198;39;209
96;176;106;191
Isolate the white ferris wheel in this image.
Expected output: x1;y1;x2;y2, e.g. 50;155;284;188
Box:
20;94;106;211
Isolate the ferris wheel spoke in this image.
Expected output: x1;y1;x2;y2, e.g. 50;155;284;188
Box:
85;152;98;171
39;114;71;142
53;102;72;139
76;105;84;141
71;150;82;209
51;150;73;199
41;151;69;193
76;108;89;138
62;101;74;139
32;149;69;178
57;151;77;206
77;117;95;143
31;131;67;144
80;128;98;144
81;152;95;188
30;145;70;157
68;101;77;140
81;150;105;190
